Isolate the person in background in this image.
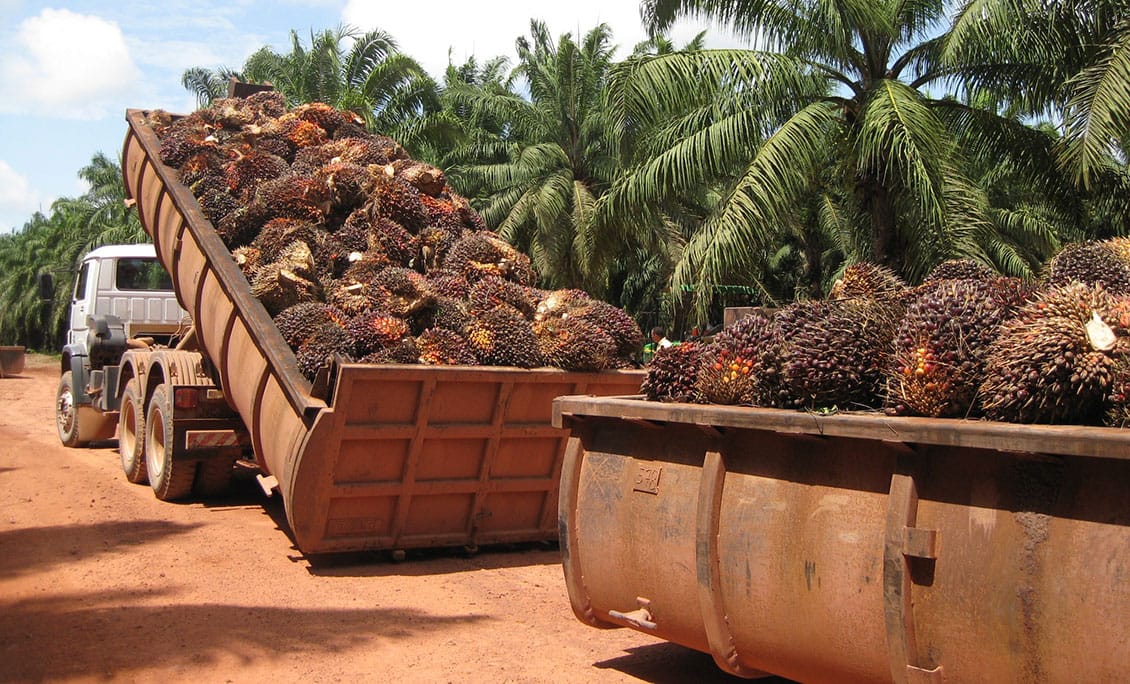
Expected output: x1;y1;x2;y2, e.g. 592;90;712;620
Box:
640;326;673;364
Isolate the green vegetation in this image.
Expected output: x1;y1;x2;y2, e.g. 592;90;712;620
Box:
0;154;146;350
2;2;1128;348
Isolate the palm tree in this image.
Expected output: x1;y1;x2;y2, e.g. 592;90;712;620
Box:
52;152;146;249
182;66;245;108
448;20;620;291
420;54;518;169
0;213;71;349
240;25;439;146
601;0;1077;315
944;0;1130;189
0;154;147;349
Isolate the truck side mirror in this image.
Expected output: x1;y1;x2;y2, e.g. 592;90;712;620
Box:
37;272;54;302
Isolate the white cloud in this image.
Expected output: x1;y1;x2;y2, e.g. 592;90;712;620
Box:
0;9;142;119
0;160;49;232
341;1;742;78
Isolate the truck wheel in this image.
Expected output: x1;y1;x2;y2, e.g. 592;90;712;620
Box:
118;377;147;484
145;384;195;501
56;371;88;448
194;454;237;497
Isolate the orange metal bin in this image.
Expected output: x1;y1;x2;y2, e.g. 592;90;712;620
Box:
554;395;1130;682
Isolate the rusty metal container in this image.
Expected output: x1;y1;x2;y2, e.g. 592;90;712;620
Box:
0;346;26;377
121;109;642;554
554;395;1130;682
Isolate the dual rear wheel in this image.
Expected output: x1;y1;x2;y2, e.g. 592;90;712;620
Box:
118;382;236;500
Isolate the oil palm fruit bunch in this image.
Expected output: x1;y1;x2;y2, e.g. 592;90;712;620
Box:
232;246;262;280
367;216;419;267
416;328;477;366
347;312;410;357
250;241;323;316
885;278;1016;418
1104;297;1130;426
828;262;909;305
464;305;544;368
469;276;538;319
296;323;356;381
248;174;330;225
775;299;899;410
923;259;997;284
428;296;473;334
223;148;288;197
180;149;225;188
316;161;370;213
532;317;615;372
291;102;351;135
444;232;535;285
324;278;377;317
979;283;1128;424
1104;237;1130;265
328;214;370;253
710;312;782;406
149;94;645;371
359;338;419;365
1106;358;1130;427
197;184;239;226
420;194;465;232
273;301;348;348
426;270;471;300
565;301;644;358
1042;241;1130;295
157;115;216;168
364;173;427;233
534;289;592;320
417;225;461;272
696;347;757;405
251;218;326;263
371;266;435;317
641;342;709;403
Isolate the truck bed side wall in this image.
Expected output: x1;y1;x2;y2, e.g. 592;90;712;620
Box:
122;112;322;496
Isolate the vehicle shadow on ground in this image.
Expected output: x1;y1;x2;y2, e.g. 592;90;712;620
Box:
0;589;487;682
303;541;563;578
196;470;567;576
595;642;795;683
0;520;201;578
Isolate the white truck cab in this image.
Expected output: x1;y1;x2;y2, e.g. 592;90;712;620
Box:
67;244;188;347
53;243;189;448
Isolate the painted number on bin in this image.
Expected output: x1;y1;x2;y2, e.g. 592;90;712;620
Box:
634;464;661;495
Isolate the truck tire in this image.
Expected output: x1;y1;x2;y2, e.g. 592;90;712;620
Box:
194;453;237;497
145;384;196;501
56;371;88;448
118;377;147;484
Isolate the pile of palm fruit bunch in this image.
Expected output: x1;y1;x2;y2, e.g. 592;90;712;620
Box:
643;244;1130;427
144;93;642;380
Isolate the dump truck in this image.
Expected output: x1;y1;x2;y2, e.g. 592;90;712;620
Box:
49;107;641;555
552;392;1130;682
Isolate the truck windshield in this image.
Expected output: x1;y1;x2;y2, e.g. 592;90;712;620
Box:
116;258;173;291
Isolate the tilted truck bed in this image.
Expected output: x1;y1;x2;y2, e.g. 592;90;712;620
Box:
121;108;642;554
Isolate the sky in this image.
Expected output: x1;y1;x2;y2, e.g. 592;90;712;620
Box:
0;0;741;233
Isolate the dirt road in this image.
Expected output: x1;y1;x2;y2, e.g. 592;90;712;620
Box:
0;355;757;683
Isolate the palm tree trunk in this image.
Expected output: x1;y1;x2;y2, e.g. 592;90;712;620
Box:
862;177;902;274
